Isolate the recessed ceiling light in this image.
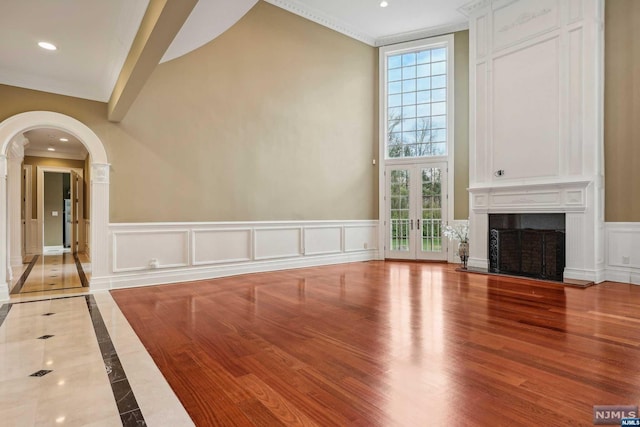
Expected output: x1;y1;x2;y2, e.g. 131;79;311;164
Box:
380;1;389;7
38;41;57;51
59;138;68;142
47;147;55;152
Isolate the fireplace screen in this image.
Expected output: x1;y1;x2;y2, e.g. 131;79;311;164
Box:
489;228;565;281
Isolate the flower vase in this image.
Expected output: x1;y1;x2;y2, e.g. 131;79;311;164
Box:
458;241;469;269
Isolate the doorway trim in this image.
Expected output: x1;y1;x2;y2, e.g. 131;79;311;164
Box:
37;167;84;254
0;111;110;301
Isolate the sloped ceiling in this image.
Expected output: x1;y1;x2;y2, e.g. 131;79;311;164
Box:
0;0;470;107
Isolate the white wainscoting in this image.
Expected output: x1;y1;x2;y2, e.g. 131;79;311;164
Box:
605;223;640;285
93;220;379;291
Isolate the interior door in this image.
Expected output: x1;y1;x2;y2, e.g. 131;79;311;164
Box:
70;170;83;254
385;163;447;260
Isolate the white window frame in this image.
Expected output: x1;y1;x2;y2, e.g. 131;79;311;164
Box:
378;34;455;261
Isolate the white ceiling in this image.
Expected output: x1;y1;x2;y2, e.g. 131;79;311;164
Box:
267;0;471;46
23;128;88;160
0;0;471;104
0;0;149;102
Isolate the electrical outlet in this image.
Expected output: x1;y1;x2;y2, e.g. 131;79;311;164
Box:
623;256;630;265
149;258;159;269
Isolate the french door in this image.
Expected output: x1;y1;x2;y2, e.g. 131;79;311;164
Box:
385;162;448;260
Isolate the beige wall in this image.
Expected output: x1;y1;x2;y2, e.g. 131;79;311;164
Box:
0;7;478;228
605;0;640;222
43;172;64;246
23;156;86;219
454;30;470;220
116;1;377;221
0;2;377;222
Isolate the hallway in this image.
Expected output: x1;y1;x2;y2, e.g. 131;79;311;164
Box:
0;252;193;426
10;251;90;298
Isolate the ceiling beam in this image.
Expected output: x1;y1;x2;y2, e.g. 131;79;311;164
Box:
108;0;198;122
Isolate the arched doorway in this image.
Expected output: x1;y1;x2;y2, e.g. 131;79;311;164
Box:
0;111;110;301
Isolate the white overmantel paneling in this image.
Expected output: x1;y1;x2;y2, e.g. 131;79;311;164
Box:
466;0;605;282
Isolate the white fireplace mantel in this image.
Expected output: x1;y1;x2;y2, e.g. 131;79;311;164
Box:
465;0;605;282
469;178;592;213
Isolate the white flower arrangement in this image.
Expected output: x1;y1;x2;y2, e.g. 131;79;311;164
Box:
443;222;469;243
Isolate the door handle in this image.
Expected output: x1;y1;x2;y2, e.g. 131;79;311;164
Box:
417;219;420;229
410;219;413;230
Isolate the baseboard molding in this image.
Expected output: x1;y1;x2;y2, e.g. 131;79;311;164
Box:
604;268;640;285
564;267;606;284
92;250;378;291
467;257;488;271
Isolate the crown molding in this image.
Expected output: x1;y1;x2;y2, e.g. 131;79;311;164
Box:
24;149;87;161
375;21;469;47
458;0;492;17
264;0;376;46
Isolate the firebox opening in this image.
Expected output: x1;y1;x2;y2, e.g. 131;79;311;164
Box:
488;214;566;281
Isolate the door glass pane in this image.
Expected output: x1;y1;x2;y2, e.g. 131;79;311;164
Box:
390;170;410;251
421;167;442;252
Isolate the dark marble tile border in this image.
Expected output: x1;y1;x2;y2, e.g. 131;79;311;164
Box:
84;295;147;426
10;255;39;295
2;294;146;426
73;252;89;287
9;294;86;305
0;302;12;328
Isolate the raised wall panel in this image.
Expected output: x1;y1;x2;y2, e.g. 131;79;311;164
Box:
475;61;488;183
490;190;561;209
193;228;252;265
605;223;640;284
568;27;584;176
607;228;640;269
113;230;189;272
492;37;560;180
254;227;302;260
492;0;560;50
476;15;488;57
344;225;378;252
568;0;584;24
304;226;342;256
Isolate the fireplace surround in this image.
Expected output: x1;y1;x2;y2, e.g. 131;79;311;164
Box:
463;0;605;283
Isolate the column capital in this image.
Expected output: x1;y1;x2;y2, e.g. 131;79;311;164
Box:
92;163;110;184
7;134;29;160
0;154;6;177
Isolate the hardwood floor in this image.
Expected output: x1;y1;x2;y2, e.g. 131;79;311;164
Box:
111;261;640;426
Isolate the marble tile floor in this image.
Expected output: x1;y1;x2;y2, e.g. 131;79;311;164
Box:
1;276;194;425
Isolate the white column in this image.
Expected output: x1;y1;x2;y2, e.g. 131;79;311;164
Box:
89;163;110;289
7;136;27;268
0;154;9;301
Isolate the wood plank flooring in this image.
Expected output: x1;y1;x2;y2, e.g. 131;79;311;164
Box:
111;261;640;426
